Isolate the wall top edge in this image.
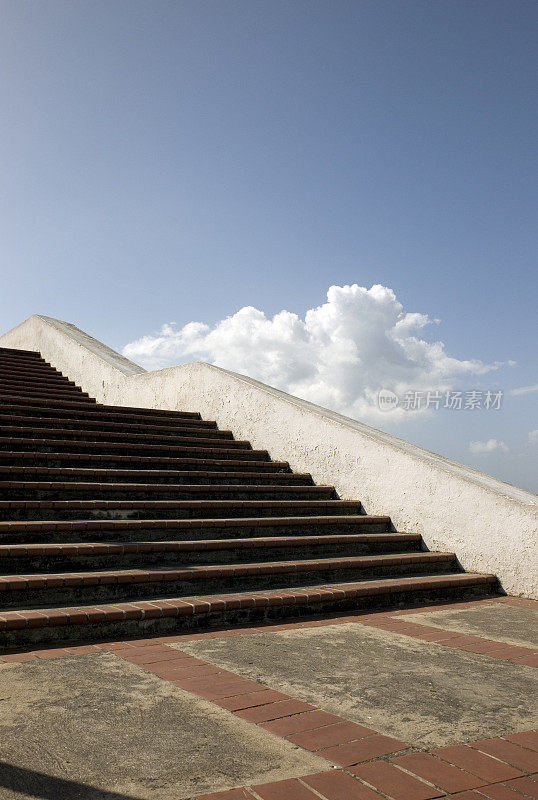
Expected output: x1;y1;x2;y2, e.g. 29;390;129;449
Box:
3;315;146;376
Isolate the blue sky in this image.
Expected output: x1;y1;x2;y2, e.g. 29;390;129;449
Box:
1;1;536;491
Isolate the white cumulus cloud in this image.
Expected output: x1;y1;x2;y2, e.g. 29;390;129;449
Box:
528;430;538;445
510;384;538;396
123;283;506;422
469;439;509;454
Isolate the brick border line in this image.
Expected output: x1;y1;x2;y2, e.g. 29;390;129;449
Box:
111;641;538;800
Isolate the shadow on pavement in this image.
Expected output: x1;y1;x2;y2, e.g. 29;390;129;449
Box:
0;762;144;800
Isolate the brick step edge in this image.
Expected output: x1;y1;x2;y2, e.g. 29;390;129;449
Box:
0;438;264;456
0;395;200;418
0;394;97;405
0;551;453;591
0;405;217;427
0;514;391;533
0;532;422;557
0;415;223;434
0;428;243;445
0;468;308;482
0;481;333;494
0;453;287;470
0;573;497;634
0;499;360;511
0;347;41;357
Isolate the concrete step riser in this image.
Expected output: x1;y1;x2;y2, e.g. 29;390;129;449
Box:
0;392;96;404
0;429;240;446
0;486;334;501
0;455;285;472
0;396;200;419
0;405;217;428
0;540;422;573
0;560;458;610
0;375;77;387
0;582;495;649
0;471;311;486
0;442;266;459
0;519;389;544
0;503;362;522
0;357;45;366
0;417;224;436
0;385;89;396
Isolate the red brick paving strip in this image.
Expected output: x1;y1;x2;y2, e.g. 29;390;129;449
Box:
390;752;487;794
320;734;408;766
430;745;524;782
505;730;538;753
258;710;344;736
197;790;255;800
351;761;444;799
286;721;376;751
503;775;538;798
468;738;538;773
250;777;320;799
474;782;532;799
235;699;316;723
301;771;385;799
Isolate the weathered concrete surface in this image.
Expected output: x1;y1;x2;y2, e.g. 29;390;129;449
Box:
1;314;536;599
174;623;538;748
403;602;538;649
0;652;326;800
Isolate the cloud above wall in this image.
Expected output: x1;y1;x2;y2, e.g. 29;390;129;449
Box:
122;283;504;422
469;439;509;454
510;384;538;396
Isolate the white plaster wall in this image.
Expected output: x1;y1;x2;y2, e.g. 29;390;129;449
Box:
1;315;536;598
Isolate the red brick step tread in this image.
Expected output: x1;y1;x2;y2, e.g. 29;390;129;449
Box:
1;452;289;470
0;347;41;356
0;551;455;591
0;573;496;631
0;426;248;446
0;402;212;426
0;514;395;535
0;438;268;458
0;532;421;557
0;394;200;417
0;392;96;404
0;467;309;482
0;414;224;435
0;480;334;495
0;498;362;512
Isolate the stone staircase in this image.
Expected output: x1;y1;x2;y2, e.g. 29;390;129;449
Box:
0;346;497;648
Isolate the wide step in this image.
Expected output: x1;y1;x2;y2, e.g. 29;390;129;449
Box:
0;573;496;648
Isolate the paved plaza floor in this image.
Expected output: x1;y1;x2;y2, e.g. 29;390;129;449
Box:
0;595;536;800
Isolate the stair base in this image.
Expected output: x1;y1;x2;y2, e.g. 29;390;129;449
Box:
0;574;497;650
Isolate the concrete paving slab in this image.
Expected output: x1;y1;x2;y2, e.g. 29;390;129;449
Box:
401;602;538;649
173;622;538;748
0;652;326;800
